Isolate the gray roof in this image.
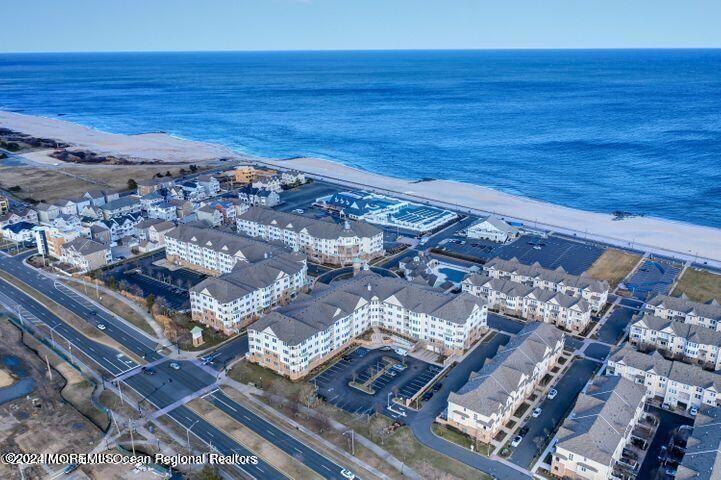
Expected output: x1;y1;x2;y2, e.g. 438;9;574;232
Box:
448;323;564;416
238;206;382;240
250;271;487;345
556;375;646;465
609;344;721;391
191;255;305;303
647;294;721;321
632;313;721;346
463;273;590;312
484;257;609;293
469;215;518;234
677;407;721;480
165;224;292;263
135;218;165;230
100;196;140;211
62;237;108;255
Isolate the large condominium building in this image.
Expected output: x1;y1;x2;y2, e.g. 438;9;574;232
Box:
607;344;721;412
247;272;488;379
164;224;291;275
677;407;721;480
630;313;721;371
236;206;385;266
190;254;307;334
645;294;721;331
462;273;592;334
552;375;648;480
446;323;564;443
483;257;609;312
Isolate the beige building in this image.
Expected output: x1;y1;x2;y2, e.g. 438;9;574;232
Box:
552;375;648;480
607;344;721;412
248;272;488;379
232;165;276;185
59;237;112;273
630;313;721;371
237;206;385;266
0;195;8;215
645;294;721;331
462;273;592;334
483;257;609;312
190;254;307;334
446;322;564;443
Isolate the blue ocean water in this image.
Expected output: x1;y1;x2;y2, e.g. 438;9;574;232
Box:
1;50;720;227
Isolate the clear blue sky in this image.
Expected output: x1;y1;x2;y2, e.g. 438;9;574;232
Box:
2;0;721;52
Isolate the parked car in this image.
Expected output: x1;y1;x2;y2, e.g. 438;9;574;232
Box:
63;464;80;474
293;209;304;214
519;426;529;436
532;407;542;418
341;468;356;479
141;367;156;375
548;388;558;399
689;406;698;416
169;362;181;370
511;435;523;447
97;324;106;331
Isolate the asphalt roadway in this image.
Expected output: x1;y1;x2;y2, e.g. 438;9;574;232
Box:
0;254;351;480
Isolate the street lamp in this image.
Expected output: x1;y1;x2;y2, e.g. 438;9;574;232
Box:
186;420;200;452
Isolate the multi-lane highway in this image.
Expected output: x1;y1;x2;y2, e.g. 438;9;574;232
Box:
0;253;353;480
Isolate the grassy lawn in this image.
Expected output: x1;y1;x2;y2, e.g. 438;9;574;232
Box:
585;249;642;288
672;268;721;303
431;424;492;456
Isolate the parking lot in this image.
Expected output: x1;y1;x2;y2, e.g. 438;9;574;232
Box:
314;347;441;420
624;258;682;301
276;180;341;212
103;251;205;310
494;235;605;275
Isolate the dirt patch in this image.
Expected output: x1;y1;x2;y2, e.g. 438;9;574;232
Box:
0;318;103;480
672;268;721;303
585;249;642;288
0;368;14;387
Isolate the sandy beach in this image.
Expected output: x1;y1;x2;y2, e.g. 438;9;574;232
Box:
0;111;242;164
2;110;720;264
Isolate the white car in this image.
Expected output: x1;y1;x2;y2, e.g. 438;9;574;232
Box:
532;407;542;418
97;324;106;331
548;388;558;400
511;435;523;447
169;362;181;370
689;406;698;416
293;209;304;214
341;469;356;479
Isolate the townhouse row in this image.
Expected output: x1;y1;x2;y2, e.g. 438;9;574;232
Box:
446;322;564;443
236;206;385;266
247;271;488;379
483;257;609;312
645;293;721;331
462;273;592;334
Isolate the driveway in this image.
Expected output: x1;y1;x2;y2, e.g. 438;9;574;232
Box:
507;358;599;468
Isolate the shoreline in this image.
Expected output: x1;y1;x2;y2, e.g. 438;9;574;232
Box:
2;110;721;265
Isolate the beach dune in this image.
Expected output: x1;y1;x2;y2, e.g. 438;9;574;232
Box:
2;110;720;265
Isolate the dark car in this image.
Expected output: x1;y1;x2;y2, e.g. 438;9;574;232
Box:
141;367;156;375
519;426;529;436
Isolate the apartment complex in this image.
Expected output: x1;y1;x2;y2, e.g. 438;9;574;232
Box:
552;375;648;480
247;272;488;379
236;206;384;266
607;344;721;412
630;313;721;371
677;407;721;480
462;273;592;334
483;257;609;312
59;237;112;273
164;224;291;275
190;254;307;334
645;294;721;331
446;323;564;443
466;215;519;243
